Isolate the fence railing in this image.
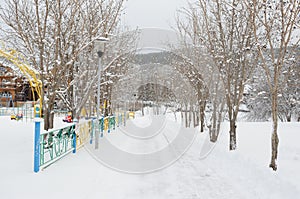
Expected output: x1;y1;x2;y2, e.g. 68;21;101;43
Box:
0;107;69;121
76;120;93;149
34;112;128;172
39;124;76;170
0;107;33;116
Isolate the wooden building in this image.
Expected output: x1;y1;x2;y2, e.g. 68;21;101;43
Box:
0;64;33;107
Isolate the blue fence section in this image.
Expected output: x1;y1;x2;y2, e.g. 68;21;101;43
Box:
34;112;128;172
34;120;41;172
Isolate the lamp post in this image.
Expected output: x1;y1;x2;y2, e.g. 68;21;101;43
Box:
95;37;109;150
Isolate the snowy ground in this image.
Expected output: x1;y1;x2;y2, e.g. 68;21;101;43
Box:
0;111;299;199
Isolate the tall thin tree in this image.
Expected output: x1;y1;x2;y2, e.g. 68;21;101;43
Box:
246;0;299;170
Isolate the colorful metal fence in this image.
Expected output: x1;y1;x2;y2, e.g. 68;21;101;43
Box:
34;112;128;172
76;120;93;149
35;123;76;171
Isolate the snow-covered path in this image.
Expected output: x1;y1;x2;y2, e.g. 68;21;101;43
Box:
0;115;299;199
83;115;247;199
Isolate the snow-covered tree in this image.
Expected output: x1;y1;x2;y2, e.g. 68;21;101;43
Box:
68;29;138;119
0;0;125;130
174;3;225;141
248;50;300;123
245;0;299;170
176;0;257;148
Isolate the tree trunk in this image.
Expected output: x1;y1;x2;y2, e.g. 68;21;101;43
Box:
188;104;192;127
210;129;218;142
49;111;54;129
286;114;291;122
269;90;279;171
269;128;279;171
44;95;56;131
44;109;49;131
216;102;224;137
185;106;188;128
181;109;183;125
229;120;237;150
200;103;205;132
195;111;199;127
209;103;224;143
210;99;217;142
193;109;197;128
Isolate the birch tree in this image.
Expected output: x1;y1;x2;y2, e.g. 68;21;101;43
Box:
248;53;300;122
176;0;257;148
175;4;225;141
246;0;299;170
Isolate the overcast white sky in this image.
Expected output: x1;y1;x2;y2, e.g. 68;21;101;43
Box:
0;0;189;31
122;0;189;30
